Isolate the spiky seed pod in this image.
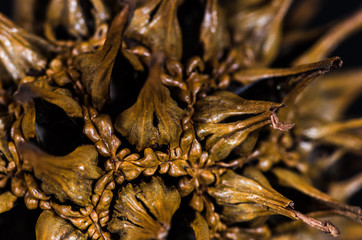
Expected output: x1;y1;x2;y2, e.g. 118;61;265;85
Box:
0;0;362;239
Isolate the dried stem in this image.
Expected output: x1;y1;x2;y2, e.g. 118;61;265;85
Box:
287;207;340;237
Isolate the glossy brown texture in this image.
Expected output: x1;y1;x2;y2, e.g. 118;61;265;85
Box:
0;0;362;239
108;177;181;240
36;210;88;240
0;14;52;84
126;0;182;60
19;143;102;206
75;6;130;110
115;54;185;151
0;191;17;213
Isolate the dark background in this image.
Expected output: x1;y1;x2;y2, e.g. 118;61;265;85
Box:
0;0;361;239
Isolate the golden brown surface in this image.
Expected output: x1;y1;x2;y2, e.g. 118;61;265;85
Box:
0;0;361;239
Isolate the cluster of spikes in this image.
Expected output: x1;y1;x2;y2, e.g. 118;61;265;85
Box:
0;0;362;239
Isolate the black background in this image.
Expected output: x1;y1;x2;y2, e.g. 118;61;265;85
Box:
0;0;361;239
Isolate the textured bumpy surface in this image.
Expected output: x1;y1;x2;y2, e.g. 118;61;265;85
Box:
0;0;362;239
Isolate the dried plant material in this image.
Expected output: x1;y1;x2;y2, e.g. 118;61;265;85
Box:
223;226;271;240
76;5;130;110
281;58;342;113
208;169;293;222
270;112;294;131
194;91;282;161
83;107;121;157
0;112;13;161
233;57;342;85
108;177;181;240
227;0;292;66
36;210;88;240
320;132;362;153
281;25;328;56
89;0;111;27
115;55;185;151
200;0;229;62
273;168;362;223
193;91;281;123
24;172;50;201
272;211;335;236
285;0;323;29
191;212;210;240
117;148;165;180
0;13;51;83
0;191;17;213
286;208;340;237
126;0;182;60
15;81;82;118
274;215;362;240
21;103;36;140
329;173;362;202
121;48;145;71
294;9;362;65
45;0;89;40
0;1;362;239
302;118;362;148
295;70;362;123
209;169;339;236
19;142;102;206
13;0;37;32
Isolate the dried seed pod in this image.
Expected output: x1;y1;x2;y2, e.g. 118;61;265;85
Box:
76;5;130;110
227;0;292;66
200;0;229;62
209;169;340;236
36;210;88;240
115;54;185;151
19;143;102;206
15;80;83;118
0;13;53;84
45;0;89;40
1;0;362;239
126;0;182;60
108;177;181;239
194;91;283;162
